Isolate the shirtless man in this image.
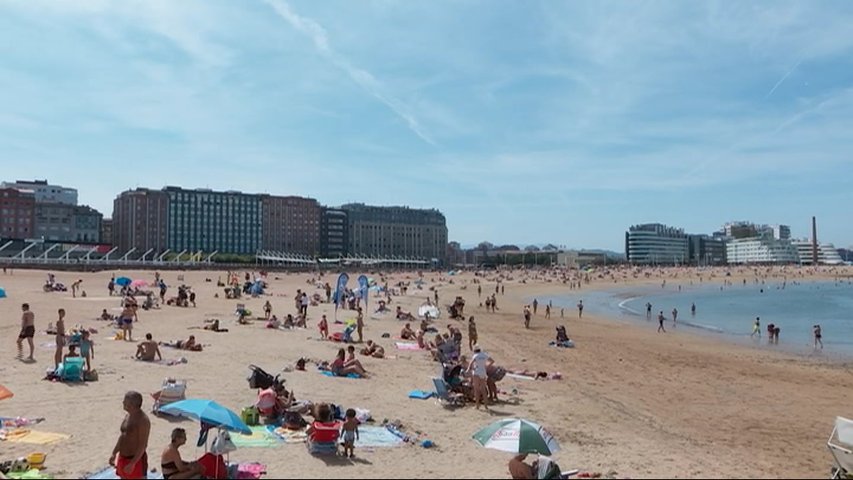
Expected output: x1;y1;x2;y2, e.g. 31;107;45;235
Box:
17;303;35;361
360;340;385;358
120;302;138;342
400;323;415;340
110;391;151;480
356;307;364;343
135;333;162;362
71;279;83;298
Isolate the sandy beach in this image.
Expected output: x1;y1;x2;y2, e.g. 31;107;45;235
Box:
2;266;852;479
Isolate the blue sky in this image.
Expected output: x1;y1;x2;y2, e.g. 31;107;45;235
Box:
1;0;852;251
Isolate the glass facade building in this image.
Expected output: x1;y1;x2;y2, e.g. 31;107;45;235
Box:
625;223;689;265
164;187;261;255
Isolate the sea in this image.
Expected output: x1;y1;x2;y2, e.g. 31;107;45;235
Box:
535;278;853;357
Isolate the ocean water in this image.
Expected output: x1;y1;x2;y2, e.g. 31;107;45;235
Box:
535;279;853;356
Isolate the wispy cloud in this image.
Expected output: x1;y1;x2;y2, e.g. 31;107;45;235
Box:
765;59;802;99
263;0;436;146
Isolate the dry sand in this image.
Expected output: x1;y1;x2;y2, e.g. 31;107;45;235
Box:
2;266;852;479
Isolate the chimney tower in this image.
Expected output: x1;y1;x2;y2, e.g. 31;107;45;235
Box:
812;216;819;265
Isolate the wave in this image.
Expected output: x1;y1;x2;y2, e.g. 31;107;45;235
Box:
617;297;643;316
678;320;725;333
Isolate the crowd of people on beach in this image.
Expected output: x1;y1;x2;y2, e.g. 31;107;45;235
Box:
7;263;850;479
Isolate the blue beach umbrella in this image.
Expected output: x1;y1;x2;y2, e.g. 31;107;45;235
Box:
115;277;132;287
158;399;251;435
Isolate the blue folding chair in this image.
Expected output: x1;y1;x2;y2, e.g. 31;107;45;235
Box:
60;357;85;382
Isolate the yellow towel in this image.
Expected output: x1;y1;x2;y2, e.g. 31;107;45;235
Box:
5;429;70;445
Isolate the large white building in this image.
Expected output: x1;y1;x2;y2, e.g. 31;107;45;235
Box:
792;241;845;265
0;179;78;205
625;223;689;265
726;237;799;264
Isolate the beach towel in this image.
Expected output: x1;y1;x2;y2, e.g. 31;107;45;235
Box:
320;370;360;379
2;428;70;444
354;426;404;448
234;463;267;480
5;470;54;480
134;357;187;366
271;427;308;444
506;373;537;381
85;467;164;479
395;342;422;351
408;390;434;400
1;417;44;428
231;426;282;448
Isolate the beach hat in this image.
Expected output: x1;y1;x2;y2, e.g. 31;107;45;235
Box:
473;345;481;352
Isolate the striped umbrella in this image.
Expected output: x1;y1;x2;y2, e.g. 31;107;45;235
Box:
472;418;560;456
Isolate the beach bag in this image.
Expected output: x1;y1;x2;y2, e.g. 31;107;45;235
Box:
210;430;237;455
247;365;274;390
490;366;507;382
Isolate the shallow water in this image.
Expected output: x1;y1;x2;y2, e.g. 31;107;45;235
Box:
534;279;853;357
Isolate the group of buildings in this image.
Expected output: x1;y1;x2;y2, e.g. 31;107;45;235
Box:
0;179;448;262
0;180;104;244
625;221;846;266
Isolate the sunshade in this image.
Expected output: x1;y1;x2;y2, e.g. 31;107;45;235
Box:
472;418;560;456
158;399;251;435
115;277;132;287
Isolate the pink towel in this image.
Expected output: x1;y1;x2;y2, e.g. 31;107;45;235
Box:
395;342;422;351
236;463;266;479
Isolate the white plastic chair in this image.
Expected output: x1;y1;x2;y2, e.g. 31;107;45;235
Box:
828;417;853;478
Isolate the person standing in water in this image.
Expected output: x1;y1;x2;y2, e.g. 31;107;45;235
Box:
691;303;696;316
814;324;823;350
671;308;678;327
751;317;761;338
657;311;666;333
646;302;653;319
577;300;584;319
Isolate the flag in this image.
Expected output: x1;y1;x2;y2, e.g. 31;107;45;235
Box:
357;274;369;311
333;272;349;317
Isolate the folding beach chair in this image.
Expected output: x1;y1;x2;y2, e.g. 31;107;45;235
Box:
60;357;84;382
829;417;853;479
432;377;464;408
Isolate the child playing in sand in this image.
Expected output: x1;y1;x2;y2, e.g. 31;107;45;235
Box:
318;315;329;340
340;408;360;458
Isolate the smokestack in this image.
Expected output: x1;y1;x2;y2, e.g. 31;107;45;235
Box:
812;216;818;265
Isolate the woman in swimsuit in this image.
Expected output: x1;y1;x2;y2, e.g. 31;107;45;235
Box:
161;428;202;479
331;348;367;377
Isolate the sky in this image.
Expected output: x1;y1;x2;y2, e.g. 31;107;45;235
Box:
1;0;852;251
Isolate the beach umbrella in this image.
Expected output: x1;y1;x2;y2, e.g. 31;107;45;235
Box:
158;399;251;435
115;277;132;287
0;384;12;401
130;279;148;288
472;418;560;456
0;287;6;298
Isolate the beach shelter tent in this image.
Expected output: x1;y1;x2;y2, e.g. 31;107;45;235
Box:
418;304;440;319
0;287;6;298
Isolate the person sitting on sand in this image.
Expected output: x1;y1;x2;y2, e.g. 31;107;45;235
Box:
161;427;203;480
267;315;281;329
136;333;162;362
295;314;307;328
160;335;203;352
416;329;428;350
64;344;81;361
396;306;414;321
330;348;367;377
400;323;415;340
283;314;295;329
100;309;114;321
360;340;385;358
203;319;229;332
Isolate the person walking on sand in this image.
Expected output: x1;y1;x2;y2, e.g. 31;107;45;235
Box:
110;391;150;480
577;300;584;319
751;317;761;338
532;298;538;315
17;303;35;361
657;312;666;333
672;308;678;327
814;324;823;350
523;305;531;329
468;316;478;351
71;279;83;298
478;284;482;298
